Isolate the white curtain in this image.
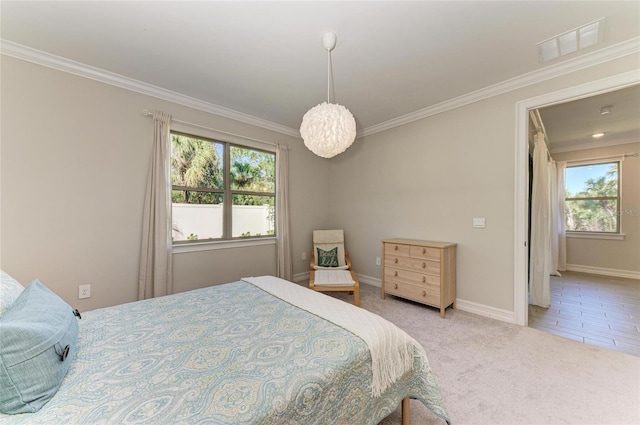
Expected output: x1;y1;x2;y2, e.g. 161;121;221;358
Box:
275;143;293;281
138;111;173;300
549;160;561;277
556;161;567;272
529;132;551;308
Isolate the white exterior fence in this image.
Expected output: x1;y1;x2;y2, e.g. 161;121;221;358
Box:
172;203;273;241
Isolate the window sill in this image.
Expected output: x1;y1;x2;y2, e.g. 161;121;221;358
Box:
173;237;276;254
566;232;625;241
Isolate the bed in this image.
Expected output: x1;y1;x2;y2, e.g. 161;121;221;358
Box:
0;274;449;424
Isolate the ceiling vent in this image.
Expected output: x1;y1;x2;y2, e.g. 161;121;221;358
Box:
537;18;605;62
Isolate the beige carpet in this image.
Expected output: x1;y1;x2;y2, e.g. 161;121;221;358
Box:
319;282;640;425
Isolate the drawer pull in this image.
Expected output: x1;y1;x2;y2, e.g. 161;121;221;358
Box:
394;245;399;251
394;283;398;289
394;271;398;277
422;290;427;297
422;262;426;268
422;276;426;283
422;248;426;254
394;258;398;264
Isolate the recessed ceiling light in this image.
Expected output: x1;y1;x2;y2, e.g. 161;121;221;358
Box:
537;18;605;63
592;132;605;138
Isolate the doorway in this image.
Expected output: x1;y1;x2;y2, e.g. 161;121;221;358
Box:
513;70;640;327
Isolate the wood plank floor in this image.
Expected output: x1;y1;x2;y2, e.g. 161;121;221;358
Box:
528;272;640;357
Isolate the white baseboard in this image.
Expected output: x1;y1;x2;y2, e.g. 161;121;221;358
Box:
454;299;517;324
295;266;638;326
338;273;520;324
356;274;381;287
293;271;519;324
566;264;640;280
292;271;309;283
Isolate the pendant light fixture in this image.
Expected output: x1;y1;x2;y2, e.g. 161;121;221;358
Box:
300;32;357;159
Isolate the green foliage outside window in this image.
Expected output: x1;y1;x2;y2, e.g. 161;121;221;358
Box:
565;163;619;233
230;146;276;196
170;133;276;241
171;134;223;203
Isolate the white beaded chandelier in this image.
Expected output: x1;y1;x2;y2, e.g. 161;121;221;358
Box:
300;32;356;159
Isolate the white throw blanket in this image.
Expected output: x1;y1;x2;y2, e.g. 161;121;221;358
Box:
242;275;423;397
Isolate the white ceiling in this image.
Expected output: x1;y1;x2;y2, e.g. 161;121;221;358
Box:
1;1;639;137
539;85;640;153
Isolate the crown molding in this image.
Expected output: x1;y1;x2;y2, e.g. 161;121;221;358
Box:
2;37;639;141
360;36;640;138
0;39;301;138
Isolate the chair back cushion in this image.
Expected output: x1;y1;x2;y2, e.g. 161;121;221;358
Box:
313;230;347;268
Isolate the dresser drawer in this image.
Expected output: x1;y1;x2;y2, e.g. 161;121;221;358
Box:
385;281;440;306
385;256;440;275
384;243;411;258
410;245;441;261
385;267;441;288
382;238;456;318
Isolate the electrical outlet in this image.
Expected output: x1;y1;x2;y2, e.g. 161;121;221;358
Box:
376;257;381;266
301;251;307;261
78;284;91;299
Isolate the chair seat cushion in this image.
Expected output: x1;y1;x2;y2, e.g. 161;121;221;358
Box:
314;270;355;286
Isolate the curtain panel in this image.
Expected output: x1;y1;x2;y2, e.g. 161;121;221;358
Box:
529;132;551;308
276;143;293;281
138;111;173;299
556;161;567;272
549;160;561;277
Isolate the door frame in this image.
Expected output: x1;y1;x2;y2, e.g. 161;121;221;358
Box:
513;70;640;326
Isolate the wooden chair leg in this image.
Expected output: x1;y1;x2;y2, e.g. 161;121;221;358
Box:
401;398;410;425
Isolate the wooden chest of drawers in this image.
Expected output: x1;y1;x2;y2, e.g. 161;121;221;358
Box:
381;238;456;318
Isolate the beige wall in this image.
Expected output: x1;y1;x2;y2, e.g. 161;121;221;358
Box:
0;56;330;310
1;52;638;315
552;143;640;274
327;54;640;312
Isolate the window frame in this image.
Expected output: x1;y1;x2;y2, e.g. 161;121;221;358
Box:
564;159;621;236
226;142;276;239
170;129;276;247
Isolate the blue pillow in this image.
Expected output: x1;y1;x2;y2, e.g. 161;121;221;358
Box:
0;280;78;414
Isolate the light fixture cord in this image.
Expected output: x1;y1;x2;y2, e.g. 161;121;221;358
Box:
327;49;332;103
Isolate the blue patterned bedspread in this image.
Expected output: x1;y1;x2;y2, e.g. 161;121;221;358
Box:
1;281;448;424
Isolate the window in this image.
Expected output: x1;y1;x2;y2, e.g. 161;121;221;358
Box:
170;132;275;243
564;161;620;233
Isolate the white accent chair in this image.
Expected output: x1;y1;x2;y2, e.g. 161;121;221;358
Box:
309;229;360;306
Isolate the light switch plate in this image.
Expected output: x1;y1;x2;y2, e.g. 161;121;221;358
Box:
473;217;486;228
